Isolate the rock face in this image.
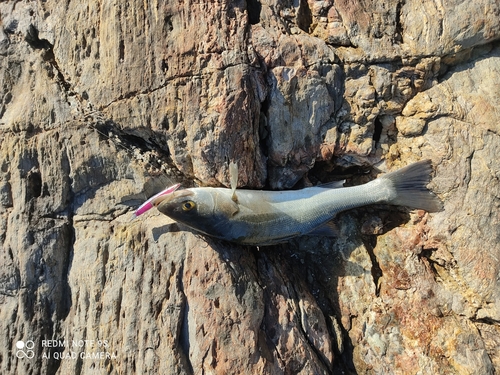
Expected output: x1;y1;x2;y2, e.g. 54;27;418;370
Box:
1;0;499;374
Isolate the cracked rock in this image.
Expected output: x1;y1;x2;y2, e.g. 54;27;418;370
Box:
1;0;500;374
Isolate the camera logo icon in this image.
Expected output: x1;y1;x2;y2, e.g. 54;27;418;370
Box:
16;340;35;359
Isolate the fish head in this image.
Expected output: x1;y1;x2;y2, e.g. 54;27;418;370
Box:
153;188;239;238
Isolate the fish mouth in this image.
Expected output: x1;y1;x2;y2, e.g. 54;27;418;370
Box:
152;189;194;206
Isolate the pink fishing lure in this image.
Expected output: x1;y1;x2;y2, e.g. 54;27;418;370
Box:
134;183;181;217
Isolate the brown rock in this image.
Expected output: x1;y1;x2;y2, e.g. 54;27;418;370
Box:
1;0;500;374
395;116;426;137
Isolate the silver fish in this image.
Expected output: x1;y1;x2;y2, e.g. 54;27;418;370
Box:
153;160;443;246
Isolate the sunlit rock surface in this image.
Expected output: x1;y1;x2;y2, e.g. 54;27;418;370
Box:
1;0;499;373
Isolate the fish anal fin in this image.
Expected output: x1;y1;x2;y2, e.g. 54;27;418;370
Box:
318;180;345;189
307;221;339;237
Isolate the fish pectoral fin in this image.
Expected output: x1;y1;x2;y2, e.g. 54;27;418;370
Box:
229;161;238;202
307;221;339;237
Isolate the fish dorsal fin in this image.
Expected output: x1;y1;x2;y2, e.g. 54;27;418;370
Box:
229;161;238;202
317;180;345;189
307;221;339;237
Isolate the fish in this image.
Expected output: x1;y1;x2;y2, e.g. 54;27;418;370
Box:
152;160;443;246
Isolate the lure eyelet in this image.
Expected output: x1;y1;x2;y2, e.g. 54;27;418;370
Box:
182;201;196;211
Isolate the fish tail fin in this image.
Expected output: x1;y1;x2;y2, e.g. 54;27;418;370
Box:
380;160;443;212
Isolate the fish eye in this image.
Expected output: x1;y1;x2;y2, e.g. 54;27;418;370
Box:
182;200;196;211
